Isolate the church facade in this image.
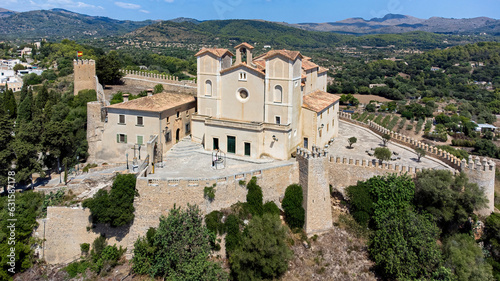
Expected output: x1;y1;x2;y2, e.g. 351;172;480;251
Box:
191;43;339;160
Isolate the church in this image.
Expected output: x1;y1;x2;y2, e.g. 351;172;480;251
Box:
191;43;340;160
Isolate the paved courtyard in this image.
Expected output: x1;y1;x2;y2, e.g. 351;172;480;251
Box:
329;120;451;170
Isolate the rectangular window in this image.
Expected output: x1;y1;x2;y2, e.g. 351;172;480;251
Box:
137;135;143;145
137;116;143;126
213;138;219;150
244;142;251;156
176;111;180;118
227;136;236;154
303;138;308;149
166;117;169;123
117;134;127;143
119;115;125;124
275;116;281;125
166;131;171;142
185;123;190;133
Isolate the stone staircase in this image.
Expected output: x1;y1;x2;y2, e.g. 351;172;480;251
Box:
164;137;204;159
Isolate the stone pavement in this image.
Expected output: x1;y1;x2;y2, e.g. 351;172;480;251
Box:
329;120;451;170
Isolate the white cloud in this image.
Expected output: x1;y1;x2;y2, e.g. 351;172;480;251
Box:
27;0;104;10
114;1;141;9
139;9;150;13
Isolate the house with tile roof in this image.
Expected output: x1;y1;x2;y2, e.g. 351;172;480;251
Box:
191;43;339;160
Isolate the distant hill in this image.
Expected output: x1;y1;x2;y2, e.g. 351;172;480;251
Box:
168;17;202;24
288;14;500;35
0;8;16;18
0;8;154;40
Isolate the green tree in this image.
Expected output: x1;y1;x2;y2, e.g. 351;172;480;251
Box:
246;177;263;216
443;234;494;281
0;113;14;193
35;85;49;110
82;174;137;227
132;204;227;280
153;84;164;94
381;133;391;146
346;180;374;227
374;147;391;164
16;88;33;123
348;136;357;148
229;213;292;280
224;214;242;255
2;88;17;119
13;63;25;72
282;184;305;229
96;51;123;85
414;170;487;235
415;147;426;162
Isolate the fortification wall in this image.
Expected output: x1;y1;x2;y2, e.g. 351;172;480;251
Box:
340;112;495;214
86;101;105;163
73;59;96;96
120;70;197;95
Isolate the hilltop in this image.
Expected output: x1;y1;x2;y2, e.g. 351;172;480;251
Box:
0;8;154;40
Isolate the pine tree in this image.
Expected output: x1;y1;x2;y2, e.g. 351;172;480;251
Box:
3;86;17;119
17;87;33;123
35;85;49;110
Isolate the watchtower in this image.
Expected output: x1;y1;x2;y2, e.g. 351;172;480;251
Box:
460;156;496;216
296;146;333;235
73;59;96;96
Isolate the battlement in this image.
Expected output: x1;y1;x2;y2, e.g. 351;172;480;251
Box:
73;59;95;66
461;156;496;172
120;69;197;84
296;145;328;159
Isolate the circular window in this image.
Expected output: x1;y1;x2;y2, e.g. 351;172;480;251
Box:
239;90;248;99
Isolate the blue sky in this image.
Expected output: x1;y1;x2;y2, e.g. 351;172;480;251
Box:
2;0;499;22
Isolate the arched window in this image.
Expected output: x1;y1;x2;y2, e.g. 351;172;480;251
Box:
274;85;282;103
205;80;212;96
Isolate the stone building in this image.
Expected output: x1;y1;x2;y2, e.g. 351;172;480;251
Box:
191;43;339;160
73;59;97;96
87;92;196;164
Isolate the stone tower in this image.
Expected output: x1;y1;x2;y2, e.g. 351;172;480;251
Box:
297;146;333;235
461;156;496;216
73;59;96;96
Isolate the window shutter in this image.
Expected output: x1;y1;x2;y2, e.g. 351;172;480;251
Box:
116;134;119;143
124;135;127;143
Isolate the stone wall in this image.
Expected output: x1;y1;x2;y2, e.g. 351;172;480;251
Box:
86;101;105;163
120;70;197;95
73;59;96;96
461;156;496;216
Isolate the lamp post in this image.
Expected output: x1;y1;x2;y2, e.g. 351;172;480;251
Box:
126;153;129;170
138;145;141;160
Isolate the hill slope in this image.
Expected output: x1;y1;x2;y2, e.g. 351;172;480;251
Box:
0;8;154;40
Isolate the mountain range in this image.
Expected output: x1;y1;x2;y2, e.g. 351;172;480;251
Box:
0;8;498;42
288;14;500;35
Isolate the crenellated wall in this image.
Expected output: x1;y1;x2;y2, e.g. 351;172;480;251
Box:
339;112;496;214
120;69;197;95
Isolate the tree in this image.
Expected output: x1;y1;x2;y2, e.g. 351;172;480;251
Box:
96;51;123;85
13;63;25;72
16;87;33;123
365;103;376;112
132;205;227;280
348;136;357;148
2;88;17;119
83;174;137;227
246;177;263;216
415;147;426;162
443;234;494;281
414;170;487;235
229;213;292;280
282;184;305;229
370;207;443;280
0;113;14;193
224;214;242;255
374;147;391;164
153;84;164;94
381;133;391;146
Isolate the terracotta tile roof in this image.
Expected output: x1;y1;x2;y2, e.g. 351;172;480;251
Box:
302;59;319;71
261;49;303;61
318;67;328;74
302;90;339;113
235;42;255;50
194;48;234;58
220;62;265;76
253;60;266;70
106;92;195;113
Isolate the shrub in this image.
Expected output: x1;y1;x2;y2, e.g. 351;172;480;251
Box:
415;119;424;134
82;174;137;227
246;177;263;216
387;115;399;130
263;201;280;217
346;181;373;227
282;184;305;229
204;184;216;201
451;139;476;147
225;214;242;255
381;115;391;127
80;243;90;255
406;124;413;130
205;211;224;235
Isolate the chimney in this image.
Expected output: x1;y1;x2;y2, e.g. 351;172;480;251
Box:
147;89;153;96
122;93;129;102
